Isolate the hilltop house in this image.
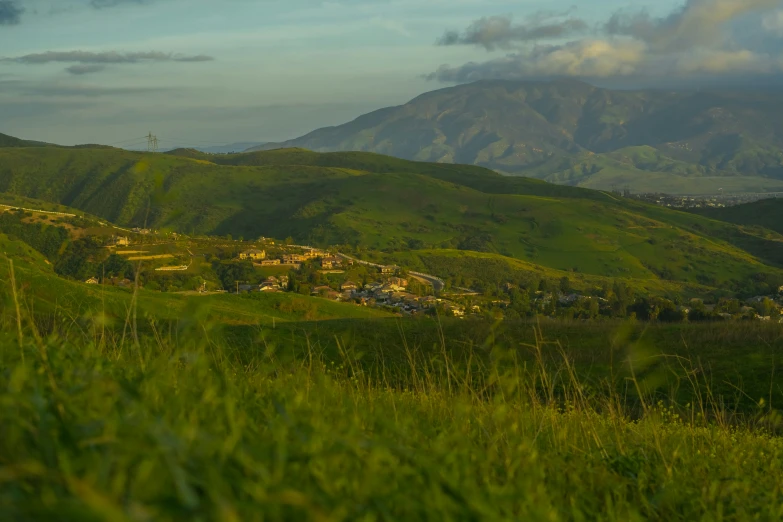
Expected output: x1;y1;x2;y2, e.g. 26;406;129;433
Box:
257;259;280;266
239;249;266;261
85;277;99;285
321;256;342;269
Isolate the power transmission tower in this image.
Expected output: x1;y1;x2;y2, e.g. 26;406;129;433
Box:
146;132;159;153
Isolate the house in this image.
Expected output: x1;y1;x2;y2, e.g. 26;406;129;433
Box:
282;254;308;264
779;285;783;295
321;256;342;269
239;249;266;261
312;285;340;300
85;277;99;285
388;277;408;288
110;236;130;247
259;283;280;292
257;259;281;266
380;265;399;275
341;281;359;292
279;275;289;287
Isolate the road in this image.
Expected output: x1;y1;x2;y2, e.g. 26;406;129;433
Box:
336;253;445;292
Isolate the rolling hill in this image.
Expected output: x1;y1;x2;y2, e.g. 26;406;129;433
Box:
0;144;782;296
247;80;783;194
690;198;783;235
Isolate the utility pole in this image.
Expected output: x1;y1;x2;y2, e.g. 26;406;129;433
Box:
147;132;159;153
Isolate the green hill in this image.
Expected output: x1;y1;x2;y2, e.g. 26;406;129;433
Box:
0;145;782;295
0;132;52;148
247;80;783;194
690;198;783;234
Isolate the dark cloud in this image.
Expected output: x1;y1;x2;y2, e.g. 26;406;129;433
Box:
429;0;783;83
0;0;23;25
65;64;108;75
437;12;588;51
89;0;152;9
8;50;215;64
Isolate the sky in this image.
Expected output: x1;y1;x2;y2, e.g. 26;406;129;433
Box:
1;0;782;147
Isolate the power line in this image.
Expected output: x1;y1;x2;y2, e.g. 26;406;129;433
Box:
146;132;159;153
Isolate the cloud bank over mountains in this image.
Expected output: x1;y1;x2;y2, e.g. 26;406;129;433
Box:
429;0;783;83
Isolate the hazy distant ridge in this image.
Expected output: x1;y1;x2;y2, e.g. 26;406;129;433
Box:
247;80;783;193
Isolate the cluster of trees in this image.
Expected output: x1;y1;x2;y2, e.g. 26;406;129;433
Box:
0;211;137;283
0;211;69;259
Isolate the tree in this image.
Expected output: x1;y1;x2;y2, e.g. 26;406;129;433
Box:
102;254;134;280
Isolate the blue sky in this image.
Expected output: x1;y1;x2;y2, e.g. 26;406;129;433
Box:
0;0;780;147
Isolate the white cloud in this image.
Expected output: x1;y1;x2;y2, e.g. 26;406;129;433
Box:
429;0;783;82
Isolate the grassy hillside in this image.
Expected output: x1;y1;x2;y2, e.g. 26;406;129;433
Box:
248;80;783;193
0;233;392;326
690;198;783;234
0;146;782;294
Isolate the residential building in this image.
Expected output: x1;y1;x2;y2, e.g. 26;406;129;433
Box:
85;277;99;285
380;265;399;275
321;256;342;269
282;254;308;264
341;281;359;292
239;249;266;261
257;259;281;266
110;236;130;247
388;277;408;288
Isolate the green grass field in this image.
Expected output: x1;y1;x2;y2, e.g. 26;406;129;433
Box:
2;294;783;519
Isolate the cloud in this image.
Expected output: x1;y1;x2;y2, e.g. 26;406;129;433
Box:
7;50;214;65
0;0;23;25
428;0;783;83
604;0;781;53
2;50;214;74
65;64;108;75
437;12;588;51
89;0;152;8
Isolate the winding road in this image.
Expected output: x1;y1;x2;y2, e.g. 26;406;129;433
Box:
336;253;445;292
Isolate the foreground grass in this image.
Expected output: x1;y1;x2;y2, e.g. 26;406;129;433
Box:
2;318;783;521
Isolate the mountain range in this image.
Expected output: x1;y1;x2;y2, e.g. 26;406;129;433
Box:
247;80;783;195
